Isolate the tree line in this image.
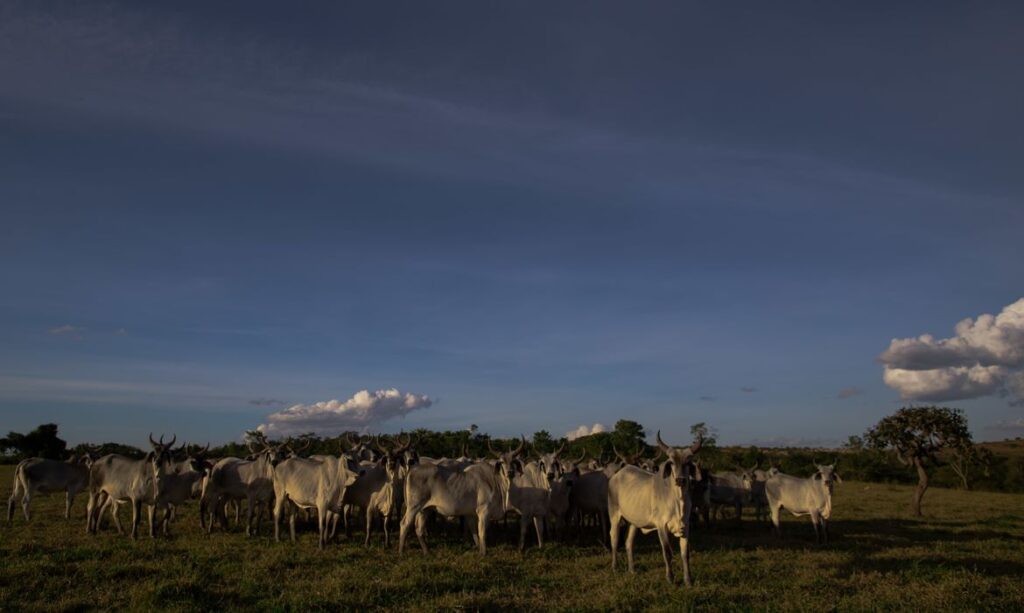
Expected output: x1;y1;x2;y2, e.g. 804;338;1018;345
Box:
3;408;1023;513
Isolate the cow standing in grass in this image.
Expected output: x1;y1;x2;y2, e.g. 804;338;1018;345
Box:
7;453;94;522
765;463;841;543
608;432;702;586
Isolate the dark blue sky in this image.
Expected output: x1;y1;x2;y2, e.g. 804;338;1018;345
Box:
2;1;1022;447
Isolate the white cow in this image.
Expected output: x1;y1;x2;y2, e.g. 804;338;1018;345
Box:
765;464;841;543
608;432;702;585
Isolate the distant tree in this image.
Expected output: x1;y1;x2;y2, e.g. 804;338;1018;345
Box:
689;422;718;447
0;423;68;460
611;420;646;451
532;430;555;453
865;406;973;516
843;435;865;451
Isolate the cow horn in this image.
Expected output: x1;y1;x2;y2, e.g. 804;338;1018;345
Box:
166;434;176;449
201;442;210;455
400;433;412;452
573;448;587;465
247;441;257;453
487;438;500;458
613;444;629;464
149;433;158;447
373;435;389;455
553;441;565;458
656;430;671;453
513;435;526;457
689;434;703;456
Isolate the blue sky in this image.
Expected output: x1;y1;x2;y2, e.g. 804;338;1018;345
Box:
1;1;1022;447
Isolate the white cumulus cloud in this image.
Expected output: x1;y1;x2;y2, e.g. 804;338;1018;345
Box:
566;423;607;441
256;388;433;438
880;298;1024;405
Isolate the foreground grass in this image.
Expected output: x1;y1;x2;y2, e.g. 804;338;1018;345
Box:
1;467;1022;612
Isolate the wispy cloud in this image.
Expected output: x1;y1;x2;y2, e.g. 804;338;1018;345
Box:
256;389;433;437
699;395;716;402
837;386;863;399
740;386;758;393
48;324;85;339
249;397;288;407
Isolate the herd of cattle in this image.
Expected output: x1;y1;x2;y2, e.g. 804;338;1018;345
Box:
6;432;841;585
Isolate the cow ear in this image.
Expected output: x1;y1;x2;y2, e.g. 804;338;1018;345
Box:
660;462;673;479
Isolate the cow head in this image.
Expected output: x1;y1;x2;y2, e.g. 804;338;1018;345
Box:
536;440;567;483
181;442;211;474
488;435;526;481
148;433;177;469
814;463;842;488
655;431;703;491
248;439;287;467
559;449;587;478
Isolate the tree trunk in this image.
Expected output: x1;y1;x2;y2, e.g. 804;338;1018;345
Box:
911;457;928;517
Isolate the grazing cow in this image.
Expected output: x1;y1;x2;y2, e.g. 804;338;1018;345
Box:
86;434;176;539
7;453;94;521
201;441;287;535
608;432;702;585
766;463;841;544
272;453;362;548
399;437;525;556
708;467;754;524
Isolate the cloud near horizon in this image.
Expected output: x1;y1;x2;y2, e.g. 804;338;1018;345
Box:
880;298;1024;405
566;423;607;441
256;389;433;438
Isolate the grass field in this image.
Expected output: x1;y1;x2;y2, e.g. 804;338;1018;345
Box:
1;466;1022;612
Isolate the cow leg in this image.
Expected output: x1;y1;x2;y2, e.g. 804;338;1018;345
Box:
272;497;285;542
162;505;172;536
130;500;141;540
476;508;489;556
416;512;430;553
289;507;298;543
735;501;743;524
317;505;327;549
770;502;782;538
518;515;529;552
679;534;692;587
383;511;390;548
609;510;622;570
242;499;252;536
810;512;821;544
822;517;829;544
64;491;73;519
365;508;375;547
625;524;638;573
85;492;96;533
398;507;416;556
147;504;157;538
20;490;31;522
533;516;544;549
657;528;675;584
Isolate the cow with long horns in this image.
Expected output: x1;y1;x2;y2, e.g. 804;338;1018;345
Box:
608;432;702;585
